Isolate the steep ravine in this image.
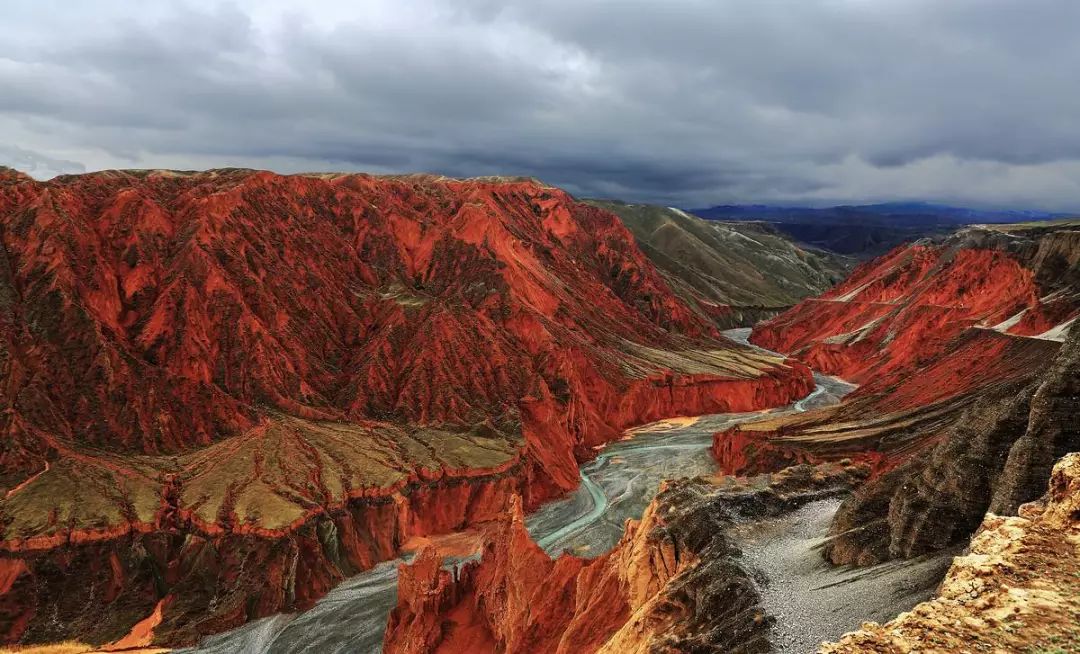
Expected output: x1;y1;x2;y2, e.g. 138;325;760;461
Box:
0;170;816;646
180;331;850;653
822;452;1080;653
381;335;956;653
733;499;955;653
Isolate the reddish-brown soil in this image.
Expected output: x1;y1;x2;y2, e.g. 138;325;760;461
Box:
752;241;1077;386
0;168;811;646
713;226;1079;477
384;463;869;654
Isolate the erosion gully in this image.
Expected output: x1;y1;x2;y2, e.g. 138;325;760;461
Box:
182;329;944;654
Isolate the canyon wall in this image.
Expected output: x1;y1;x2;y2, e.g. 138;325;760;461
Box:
727;223;1079;566
751;225;1080;384
382;220;1080;654
0;168;812;646
826;321;1079;566
821;452;1080;653
384;462;868;654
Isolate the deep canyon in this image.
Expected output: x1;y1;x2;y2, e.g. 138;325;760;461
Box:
0;169;815;648
0;168;1077;653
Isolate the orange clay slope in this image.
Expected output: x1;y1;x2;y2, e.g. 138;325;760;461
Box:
711;221;1080;477
384;463;869;654
0;167;811;646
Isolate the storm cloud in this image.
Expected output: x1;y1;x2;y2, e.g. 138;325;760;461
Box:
3;0;1080;209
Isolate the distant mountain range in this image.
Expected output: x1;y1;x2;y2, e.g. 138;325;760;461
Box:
688;202;1072;257
690;201;1068;225
587;200;850;328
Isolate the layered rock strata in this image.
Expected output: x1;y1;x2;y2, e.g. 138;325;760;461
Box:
711;223;1079;567
826;318;1079;565
821;452;1080;654
384;462;869;654
0;168;812;645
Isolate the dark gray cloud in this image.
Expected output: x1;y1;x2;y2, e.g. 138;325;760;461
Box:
2;0;1079;209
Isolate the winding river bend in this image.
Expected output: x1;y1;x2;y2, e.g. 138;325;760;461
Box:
182;329;855;654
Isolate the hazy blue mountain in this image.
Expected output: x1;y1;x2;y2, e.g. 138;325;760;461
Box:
687;202;1070;257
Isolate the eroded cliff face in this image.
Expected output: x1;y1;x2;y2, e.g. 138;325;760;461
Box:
384;462;869;654
752;225;1080;385
0;169;813;646
825;319;1080;566
715;223;1079;566
821;452;1080;654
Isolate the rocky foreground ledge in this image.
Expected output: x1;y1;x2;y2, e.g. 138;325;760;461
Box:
821;452;1080;654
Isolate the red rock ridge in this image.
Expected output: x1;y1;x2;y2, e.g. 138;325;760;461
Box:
383;496;662;654
751;236;1079;388
718;227;1079;477
0;169;812;645
385;463;870;654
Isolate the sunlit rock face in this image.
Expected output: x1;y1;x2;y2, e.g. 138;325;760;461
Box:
730;222;1080;567
821;452;1080;654
0;169;812;646
384;462;868;654
752;223;1080;387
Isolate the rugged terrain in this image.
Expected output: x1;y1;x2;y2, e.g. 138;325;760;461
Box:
587;201;849;328
384;462;869;654
0;168;813;646
823;324;1079;566
710;222;1078;474
821;452;1080;653
381;219;1080;653
720;222;1080;566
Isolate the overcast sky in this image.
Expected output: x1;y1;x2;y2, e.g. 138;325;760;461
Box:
3;0;1080;209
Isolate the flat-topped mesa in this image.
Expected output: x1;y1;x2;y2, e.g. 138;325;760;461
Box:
0;169;813;646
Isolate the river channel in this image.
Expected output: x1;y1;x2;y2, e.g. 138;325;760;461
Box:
182;329;855;653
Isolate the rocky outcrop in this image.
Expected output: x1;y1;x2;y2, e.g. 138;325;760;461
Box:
0;170;814;646
728;223;1079;567
384;462;869;654
822;383;1033;565
589;200;849;329
0;468;524;645
826;326;1080;566
707;327;1058;484
990;314;1080;513
821;452;1080;654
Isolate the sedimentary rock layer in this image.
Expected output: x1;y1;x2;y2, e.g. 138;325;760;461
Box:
821;452;1080;653
825;320;1080;566
0;168;811;645
384;462;868;654
752;223;1080;385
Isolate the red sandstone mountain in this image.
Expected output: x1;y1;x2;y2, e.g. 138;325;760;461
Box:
752;224;1080;386
384;221;1080;654
711;223;1080;476
0;167;811;645
384;463;868;654
712;222;1080;566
